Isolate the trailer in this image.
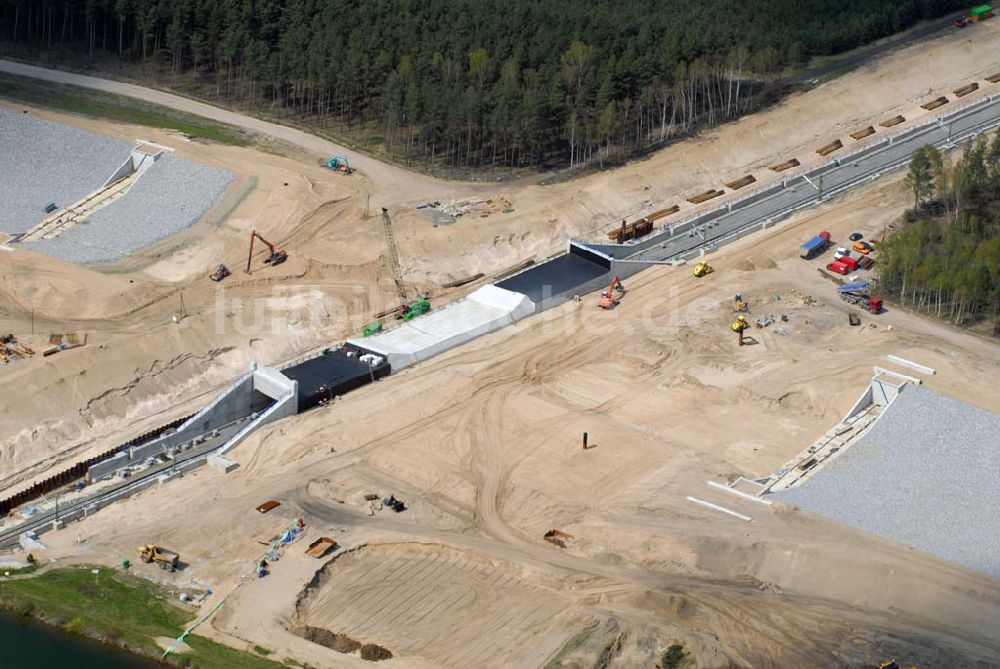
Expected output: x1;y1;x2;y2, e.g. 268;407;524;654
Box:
306;537;338;558
838;282;883;313
800;231;832;259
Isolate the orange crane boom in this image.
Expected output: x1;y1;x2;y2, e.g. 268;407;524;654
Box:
246;230;288;273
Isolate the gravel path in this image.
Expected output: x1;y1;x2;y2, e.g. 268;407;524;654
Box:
0;108;131;233
772;385;1000;578
21;154;234;264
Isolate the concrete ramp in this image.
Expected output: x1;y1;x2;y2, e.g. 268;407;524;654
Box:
351;286;534;370
216;391;296;457
17;141;168;242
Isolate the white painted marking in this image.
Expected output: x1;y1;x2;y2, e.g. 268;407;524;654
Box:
706;480;773;506
686;496;752;522
885;355;936;375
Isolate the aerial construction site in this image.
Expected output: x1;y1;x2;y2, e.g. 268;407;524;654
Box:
1;9;1000;669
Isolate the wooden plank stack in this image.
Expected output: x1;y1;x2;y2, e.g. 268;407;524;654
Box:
686;189;725;205
920;96;949;111
725;174;756;190
850;126;875;140
816;139;843;156
953;83;979;97
769;158;800;172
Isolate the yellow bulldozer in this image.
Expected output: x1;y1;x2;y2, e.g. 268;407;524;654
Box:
732;314;751;346
693;260;714;277
732;293;749;313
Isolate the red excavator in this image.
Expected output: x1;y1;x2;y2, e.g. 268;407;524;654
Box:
597;276;625;309
245;230;288;273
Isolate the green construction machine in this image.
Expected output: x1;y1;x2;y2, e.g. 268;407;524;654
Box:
398;298;431;321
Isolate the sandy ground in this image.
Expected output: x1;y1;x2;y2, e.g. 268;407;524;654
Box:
26;176;1000;667
2;17;1000;669
2;19;1000;481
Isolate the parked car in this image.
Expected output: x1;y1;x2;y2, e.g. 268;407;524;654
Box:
849;232;864;242
834;246;850;260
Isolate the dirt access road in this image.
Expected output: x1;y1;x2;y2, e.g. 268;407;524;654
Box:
0;59;485;205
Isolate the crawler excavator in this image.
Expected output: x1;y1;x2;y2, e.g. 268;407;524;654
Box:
245;231;288;273
597;276;625;309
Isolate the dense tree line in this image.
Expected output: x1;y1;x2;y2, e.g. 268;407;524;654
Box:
0;0;966;170
880;137;1000;330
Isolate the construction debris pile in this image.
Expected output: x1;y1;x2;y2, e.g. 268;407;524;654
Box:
0;334;34;364
607;205;679;243
419;196;513;223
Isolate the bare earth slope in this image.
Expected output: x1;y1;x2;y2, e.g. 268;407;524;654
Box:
2;19;1000;669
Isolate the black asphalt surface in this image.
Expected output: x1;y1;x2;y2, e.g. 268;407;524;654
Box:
495;252;609;304
283;348;389;409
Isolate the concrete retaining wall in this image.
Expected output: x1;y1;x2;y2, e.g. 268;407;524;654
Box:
216;392;296;457
86;369;271;481
872;375;908;407
842;385;874;422
254;364;297;400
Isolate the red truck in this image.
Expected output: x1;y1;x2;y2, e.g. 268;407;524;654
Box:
838;282;883;313
839;256;859;271
826;260;850;275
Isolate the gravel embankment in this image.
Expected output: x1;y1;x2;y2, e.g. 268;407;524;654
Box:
772;385;1000;578
21;154;234;264
0;108;131;233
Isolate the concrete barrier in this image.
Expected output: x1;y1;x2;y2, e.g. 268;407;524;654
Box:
86;367;273;481
216;392;296;457
253;364;298;399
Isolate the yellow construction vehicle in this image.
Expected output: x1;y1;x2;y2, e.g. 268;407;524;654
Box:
137;544;179;572
732;293;749;313
693;260;714;277
732;314;751;346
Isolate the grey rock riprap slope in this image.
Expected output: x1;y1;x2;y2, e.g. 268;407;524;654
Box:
0;108;131;233
22;154;234;263
772;385;1000;578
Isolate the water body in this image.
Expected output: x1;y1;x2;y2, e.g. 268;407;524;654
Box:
0;610;159;668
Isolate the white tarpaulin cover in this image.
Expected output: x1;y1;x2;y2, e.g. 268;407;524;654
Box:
351;285;535;371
